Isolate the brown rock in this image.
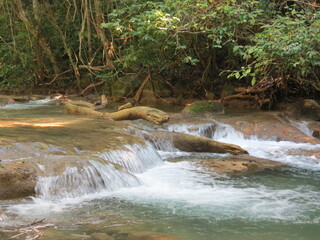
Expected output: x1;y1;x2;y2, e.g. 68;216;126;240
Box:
0;162;36;199
216;112;320;144
199;155;286;175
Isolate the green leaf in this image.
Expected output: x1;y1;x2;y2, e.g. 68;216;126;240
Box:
0;164;4;169
251;77;257;86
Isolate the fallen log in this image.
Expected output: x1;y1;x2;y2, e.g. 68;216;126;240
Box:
145;131;248;155
93;94;108;110
63;100;95;108
109;106;169;125
118;102;133;111
64;103;106;118
64;103;169;125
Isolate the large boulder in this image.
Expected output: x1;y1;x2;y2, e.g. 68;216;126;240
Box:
286;99;320;121
0;162;37;200
199;155;286;175
216;112;320;144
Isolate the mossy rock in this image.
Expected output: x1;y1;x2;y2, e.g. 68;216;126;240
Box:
182;100;224;115
111;76;140;97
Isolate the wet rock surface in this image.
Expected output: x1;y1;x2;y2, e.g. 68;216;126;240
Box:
0;162;37;199
199;154;286;175
216;111;320;144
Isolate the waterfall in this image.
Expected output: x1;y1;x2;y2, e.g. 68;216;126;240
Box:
98;143;163;173
167;122;216;138
35;160;141;200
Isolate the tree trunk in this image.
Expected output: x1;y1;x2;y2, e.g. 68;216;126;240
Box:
13;0;60;76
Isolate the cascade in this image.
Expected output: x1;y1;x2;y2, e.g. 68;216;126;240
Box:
98;143;163;173
35;160;141;200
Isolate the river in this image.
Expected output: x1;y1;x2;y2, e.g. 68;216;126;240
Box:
0;99;320;240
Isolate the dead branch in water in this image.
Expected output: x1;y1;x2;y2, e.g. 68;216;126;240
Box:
8;219;54;240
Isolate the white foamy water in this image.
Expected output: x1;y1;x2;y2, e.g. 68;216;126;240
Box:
3;117;320;232
111;161;320;222
167;122;216;138
98;143;163;173
0;97;53;109
36;160;141;200
211;121;320;170
289;120;313;136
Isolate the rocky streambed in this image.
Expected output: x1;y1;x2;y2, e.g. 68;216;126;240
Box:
0;97;320;240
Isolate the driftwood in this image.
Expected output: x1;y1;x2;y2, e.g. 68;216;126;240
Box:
64;103;107;118
109;106;169;124
64;100;95;108
222;77;287;109
118;102;132;111
93;94;108;110
64;102;169;125
145;131;248;155
8;219;54;240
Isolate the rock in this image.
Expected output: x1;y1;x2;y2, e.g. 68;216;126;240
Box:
126;231;184;240
301;99;320;120
199;155;286;175
91;233;114;240
0;162;36;199
145;131;248;155
165;117;217;138
286;99;320;121
312;129;320;139
216;112;320;144
182;100;224;115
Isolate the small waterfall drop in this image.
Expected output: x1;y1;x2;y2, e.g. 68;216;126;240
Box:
212;121;245;140
35;160;141;200
98;143;163;173
289;120;313;136
167;122;216;138
0;97;54;109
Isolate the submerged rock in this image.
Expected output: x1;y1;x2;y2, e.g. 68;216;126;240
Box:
0;162;37;199
125;231;184;240
182;100;224;115
91;233;114;240
199;155;286;175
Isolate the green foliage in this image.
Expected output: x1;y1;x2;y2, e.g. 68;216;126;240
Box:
0;0;319;97
182;100;224;114
234;7;320;88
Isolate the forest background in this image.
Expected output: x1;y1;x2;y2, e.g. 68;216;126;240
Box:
0;0;319;107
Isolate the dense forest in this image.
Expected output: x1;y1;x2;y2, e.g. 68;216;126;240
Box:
0;0;319;104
